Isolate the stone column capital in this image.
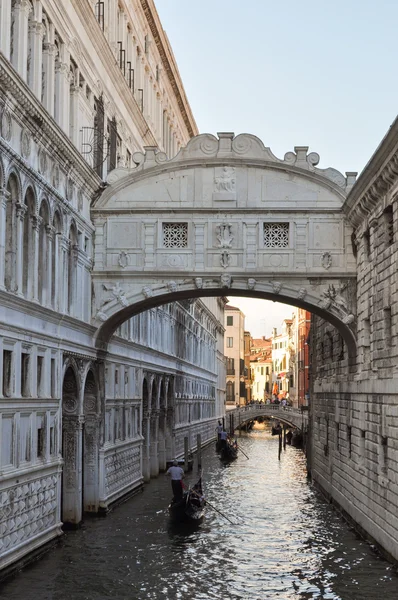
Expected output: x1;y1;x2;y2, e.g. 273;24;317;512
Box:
31;214;42;231
16;202;27;220
43;42;57;56
45;224;55;240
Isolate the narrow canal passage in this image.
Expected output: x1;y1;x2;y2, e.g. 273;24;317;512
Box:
2;430;397;600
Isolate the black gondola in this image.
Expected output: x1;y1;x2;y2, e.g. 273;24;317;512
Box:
168;477;205;524
219;442;238;462
215;438;222;453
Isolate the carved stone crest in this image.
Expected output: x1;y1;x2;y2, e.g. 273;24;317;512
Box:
0;107;12;141
321;251;332;270
21;129;31;158
118;251;129;268
216;222;233;248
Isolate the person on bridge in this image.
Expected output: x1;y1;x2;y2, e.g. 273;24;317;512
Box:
166;460;185;501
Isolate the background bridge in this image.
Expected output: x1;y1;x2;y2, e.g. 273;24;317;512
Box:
226;405;309;433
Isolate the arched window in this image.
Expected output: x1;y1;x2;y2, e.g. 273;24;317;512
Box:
67;223;77;314
22;187;35;298
52;211;63;309
38;200;50;305
5;173;19;292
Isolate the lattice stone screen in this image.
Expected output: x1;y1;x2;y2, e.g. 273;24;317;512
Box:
263;223;289;248
162;223;188;248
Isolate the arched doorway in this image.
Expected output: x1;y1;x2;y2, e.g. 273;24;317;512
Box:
61;366;82;526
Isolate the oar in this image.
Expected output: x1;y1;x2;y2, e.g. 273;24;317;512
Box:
190;489;236;525
236;444;250;460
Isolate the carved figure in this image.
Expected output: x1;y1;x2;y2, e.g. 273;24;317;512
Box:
215;166;235;193
142;285;153;298
297;287;307;300
118;251;129;268
272;281;282;294
220;273;232;288
220;250;230;269
216;222;234;248
103;282;128;307
167;281;178;293
194;277;203;289
247;278;256;290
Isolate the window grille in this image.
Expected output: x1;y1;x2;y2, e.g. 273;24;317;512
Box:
127;62;135;92
384;205;394;246
118;42;126;75
263;223;289;248
162;223;188;248
95;2;105;30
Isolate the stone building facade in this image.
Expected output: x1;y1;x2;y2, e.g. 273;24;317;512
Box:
309;117;398;563
0;0;225;573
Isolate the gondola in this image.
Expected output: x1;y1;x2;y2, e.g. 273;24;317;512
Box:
219;441;238;462
168;476;205;524
215;438;222;453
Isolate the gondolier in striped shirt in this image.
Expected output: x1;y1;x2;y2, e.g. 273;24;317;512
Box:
166;460;185;501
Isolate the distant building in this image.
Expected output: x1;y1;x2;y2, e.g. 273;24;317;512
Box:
271;319;295;402
250;337;272;401
224;305;245;406
244;332;253;404
297;309;311;407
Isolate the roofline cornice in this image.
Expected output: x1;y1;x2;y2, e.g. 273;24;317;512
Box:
139;0;198;139
343;116;398;227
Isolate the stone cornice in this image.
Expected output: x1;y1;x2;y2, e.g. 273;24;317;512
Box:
343;116;398;227
139;0;198;139
0;53;101;193
69;0;157;148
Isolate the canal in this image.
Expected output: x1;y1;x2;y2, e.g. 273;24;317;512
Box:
1;429;397;600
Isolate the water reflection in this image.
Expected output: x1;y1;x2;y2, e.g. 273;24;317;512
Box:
1;428;397;599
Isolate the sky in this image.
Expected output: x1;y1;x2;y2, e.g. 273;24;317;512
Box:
155;0;398;336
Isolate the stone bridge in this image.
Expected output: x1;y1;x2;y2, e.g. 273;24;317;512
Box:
226;405;309;432
91;132;358;360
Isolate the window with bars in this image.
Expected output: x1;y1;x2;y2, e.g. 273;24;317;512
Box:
263;223;289;248
384;205;394;247
95;2;105;30
162;223;188;248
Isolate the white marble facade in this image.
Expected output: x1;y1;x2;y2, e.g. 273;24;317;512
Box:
0;0;225;573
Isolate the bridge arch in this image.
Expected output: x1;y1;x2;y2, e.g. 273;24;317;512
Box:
91;132;358;360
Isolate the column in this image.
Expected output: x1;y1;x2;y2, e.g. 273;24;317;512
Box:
149;409;159;477
53;232;61;310
46;225;54;308
0;188;9;290
15;202;27;296
69;83;80;147
142;414;151;482
31;214;41;302
28;16;43;97
42;23;56;115
10;0;31;79
59;235;69;312
62;415;84;525
55;60;70;132
0;0;12;59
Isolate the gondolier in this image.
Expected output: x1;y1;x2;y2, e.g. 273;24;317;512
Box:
166;460;185;501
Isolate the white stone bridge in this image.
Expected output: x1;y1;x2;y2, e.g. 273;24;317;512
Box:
226;405;309;432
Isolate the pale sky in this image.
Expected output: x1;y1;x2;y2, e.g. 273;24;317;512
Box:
155;0;397;336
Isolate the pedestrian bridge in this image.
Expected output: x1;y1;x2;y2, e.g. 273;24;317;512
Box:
226;405;309;432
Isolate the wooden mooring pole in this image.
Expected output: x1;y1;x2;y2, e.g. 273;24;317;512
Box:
197;433;202;471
